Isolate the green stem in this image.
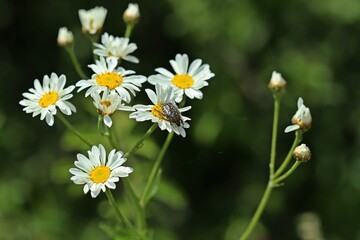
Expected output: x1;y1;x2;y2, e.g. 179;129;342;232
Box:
273;161;302;184
273;130;302;179
105;190;133;229
124;123;158;158
123;179;147;238
269;95;281;176
56;113;93;147
239;183;273;240
124;24;134;38
108;126;121;149
140;131;174;207
65;46;88;79
84;33;100;62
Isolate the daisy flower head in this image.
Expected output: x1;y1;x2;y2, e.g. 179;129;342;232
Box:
94;33;139;63
285;97;312;133
78;6;107;35
69;144;133;198
92;90;132;128
148;53;215;102
129;85;191;137
19;73;76;126
76;56;146;103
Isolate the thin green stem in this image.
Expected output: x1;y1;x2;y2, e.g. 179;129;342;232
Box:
124;24;134;39
140;132;174;207
108;126;121;149
273;161;302;185
123;179;147;238
56;113;93;147
124;123;158;158
97;116;121;150
239;183;273;240
105;190;133;229
84;33;100;62
65;46;88;79
269;95;281;176
273;130;302;179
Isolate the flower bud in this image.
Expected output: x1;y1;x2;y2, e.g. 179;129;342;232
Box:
268;71;286;93
285;97;312;133
293;144;311;162
79;6;107;35
57;27;74;47
123;3;140;25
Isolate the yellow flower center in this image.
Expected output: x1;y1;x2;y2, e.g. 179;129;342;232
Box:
171;74;194;89
96;72;123;90
39;91;59;108
90;166;111;183
151;103;165;120
100;100;111;107
99;100;111;115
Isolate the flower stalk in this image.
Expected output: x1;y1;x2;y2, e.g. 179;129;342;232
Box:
239;91;308;239
64;46;88;80
239;184;273;240
124;123;158;158
140;131;174;207
269;94;281;176
56;112;93;147
273;130;302;179
105;190;133;229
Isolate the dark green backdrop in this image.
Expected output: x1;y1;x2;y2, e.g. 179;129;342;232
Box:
1;0;359;239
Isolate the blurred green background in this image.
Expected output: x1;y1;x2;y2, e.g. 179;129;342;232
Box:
1;0;360;239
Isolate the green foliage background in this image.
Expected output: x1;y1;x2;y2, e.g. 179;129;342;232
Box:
1;0;360;239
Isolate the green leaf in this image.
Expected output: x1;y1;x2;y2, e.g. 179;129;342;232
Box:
99;222;138;240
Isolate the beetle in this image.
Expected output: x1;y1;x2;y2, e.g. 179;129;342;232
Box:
161;103;183;126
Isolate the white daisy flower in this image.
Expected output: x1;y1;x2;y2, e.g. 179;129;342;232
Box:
285;97;312;133
93;33;139;63
78;6;107;35
148;53;215;102
19;73;76;126
57;27;74;47
92;90;132;128
76;56;146;103
129;85;191;137
69;144;133;198
123;3;140;24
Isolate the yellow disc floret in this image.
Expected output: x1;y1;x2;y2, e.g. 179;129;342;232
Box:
90;166;111;183
100;100;111;107
96;72;123;90
99;100;111;115
39;91;59;108
151;103;165;120
172;74;194;89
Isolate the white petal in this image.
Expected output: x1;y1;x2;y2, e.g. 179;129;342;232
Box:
284;125;300;133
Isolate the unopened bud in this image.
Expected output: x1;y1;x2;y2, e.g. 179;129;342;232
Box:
123;3;140;25
268;71;286;93
57;27;74;47
293;144;311;162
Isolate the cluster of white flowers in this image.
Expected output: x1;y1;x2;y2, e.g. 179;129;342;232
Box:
19;4;215;198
